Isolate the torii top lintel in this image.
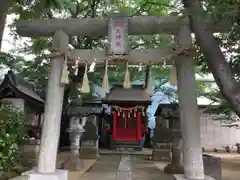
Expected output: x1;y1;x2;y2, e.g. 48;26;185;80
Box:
16;15;231;37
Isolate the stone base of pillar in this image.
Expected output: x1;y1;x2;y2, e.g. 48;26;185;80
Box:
62;154;83;171
80;147;99;159
164;163;184;174
152;149;171;161
22;169;68;180
174;174;216;180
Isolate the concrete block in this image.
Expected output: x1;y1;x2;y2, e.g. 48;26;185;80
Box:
174;174;216;180
22;169;68;180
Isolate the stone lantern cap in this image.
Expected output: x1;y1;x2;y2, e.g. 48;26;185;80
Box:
154;103;180;119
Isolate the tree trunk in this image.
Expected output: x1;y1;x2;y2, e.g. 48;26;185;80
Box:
182;0;240;116
0;0;8;50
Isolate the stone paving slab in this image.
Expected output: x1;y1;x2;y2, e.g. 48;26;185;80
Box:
79;155;121;180
131;155;175;180
78;154;175;180
68;159;97;180
115;155;132;180
115;171;132;180
118;155;131;171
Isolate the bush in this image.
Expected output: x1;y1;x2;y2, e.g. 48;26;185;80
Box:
0;104;28;172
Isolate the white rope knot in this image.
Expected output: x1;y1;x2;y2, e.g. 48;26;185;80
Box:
47;46;72;59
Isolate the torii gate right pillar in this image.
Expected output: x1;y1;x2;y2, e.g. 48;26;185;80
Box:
174;26;213;180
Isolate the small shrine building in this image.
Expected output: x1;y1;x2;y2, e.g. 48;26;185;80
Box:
0;70;45;139
102;85;151;149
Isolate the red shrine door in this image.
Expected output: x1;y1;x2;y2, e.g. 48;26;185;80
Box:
112;107;142;142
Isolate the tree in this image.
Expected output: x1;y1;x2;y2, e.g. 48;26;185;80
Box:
4;0;174;107
182;0;240;116
0;0;79;51
1;0;213;111
0;104;28;172
0;0;8;50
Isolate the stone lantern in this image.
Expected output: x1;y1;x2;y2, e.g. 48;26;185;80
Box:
63;116;86;170
153;104;183;173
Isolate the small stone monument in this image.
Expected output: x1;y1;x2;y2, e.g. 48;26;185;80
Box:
152;104;183;170
80;115;99;159
152;120;172;161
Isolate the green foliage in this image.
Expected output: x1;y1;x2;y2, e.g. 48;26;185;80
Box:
0;52;25;72
1;0;226;109
0;104;28;172
3;0;176;104
194;0;240;112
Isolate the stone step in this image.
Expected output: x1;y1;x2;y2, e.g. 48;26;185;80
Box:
99;148;152;156
114;142;142;151
116;147;141;151
116;141;139;145
115;141;140;147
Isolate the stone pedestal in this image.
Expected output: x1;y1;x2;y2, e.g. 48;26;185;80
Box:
80;116;99;159
22;169;68;180
62;153;83;171
80;142;99;159
164;138;183;174
152;123;171;161
152;143;171;161
164;119;183;174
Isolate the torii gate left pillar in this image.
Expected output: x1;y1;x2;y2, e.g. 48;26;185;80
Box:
23;30;68;180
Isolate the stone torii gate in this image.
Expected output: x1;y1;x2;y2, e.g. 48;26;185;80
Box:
16;15;227;180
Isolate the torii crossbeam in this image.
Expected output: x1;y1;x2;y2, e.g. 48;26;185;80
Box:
16;15;232;37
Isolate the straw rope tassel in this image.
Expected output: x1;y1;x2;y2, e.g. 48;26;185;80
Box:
123;62;132;89
146;67;153;95
169;63;177;85
80;63;90;93
102;60;110;93
60;53;69;85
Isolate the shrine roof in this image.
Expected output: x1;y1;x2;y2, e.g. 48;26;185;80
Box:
68;99;103;116
0;71;44;111
104;86;151;104
154;103;219;117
